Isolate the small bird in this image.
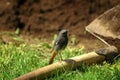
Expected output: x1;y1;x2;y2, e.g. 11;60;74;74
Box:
49;29;68;64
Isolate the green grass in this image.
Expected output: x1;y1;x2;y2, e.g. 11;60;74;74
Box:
0;41;120;80
48;62;120;80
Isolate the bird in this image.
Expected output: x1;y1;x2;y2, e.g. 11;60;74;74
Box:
49;29;68;64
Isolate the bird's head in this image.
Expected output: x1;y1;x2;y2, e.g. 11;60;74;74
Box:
59;29;69;35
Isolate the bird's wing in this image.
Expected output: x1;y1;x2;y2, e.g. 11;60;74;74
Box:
55;37;65;45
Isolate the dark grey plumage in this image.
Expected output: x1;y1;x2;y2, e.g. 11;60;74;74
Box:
49;29;68;64
53;29;68;52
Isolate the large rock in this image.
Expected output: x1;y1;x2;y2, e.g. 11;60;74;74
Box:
86;5;120;52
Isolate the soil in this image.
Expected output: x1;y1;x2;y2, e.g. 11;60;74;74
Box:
0;0;120;51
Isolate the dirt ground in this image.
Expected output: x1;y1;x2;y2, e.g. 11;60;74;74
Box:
0;0;120;51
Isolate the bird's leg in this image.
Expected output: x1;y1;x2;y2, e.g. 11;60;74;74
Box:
58;52;66;71
58;52;63;61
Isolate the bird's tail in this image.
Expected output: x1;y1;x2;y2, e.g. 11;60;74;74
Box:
49;50;57;64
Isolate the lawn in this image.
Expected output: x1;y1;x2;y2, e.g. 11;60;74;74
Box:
0;35;120;80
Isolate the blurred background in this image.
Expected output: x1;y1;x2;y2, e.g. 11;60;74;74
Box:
0;0;120;51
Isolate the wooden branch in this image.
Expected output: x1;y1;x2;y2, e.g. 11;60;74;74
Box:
14;46;118;80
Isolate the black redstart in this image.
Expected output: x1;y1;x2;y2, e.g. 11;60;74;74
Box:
49;29;68;64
